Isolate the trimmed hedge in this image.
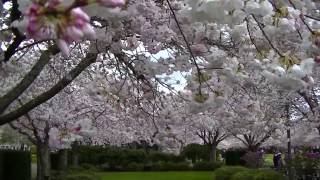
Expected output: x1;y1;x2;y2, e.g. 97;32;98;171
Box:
125;162;144;171
181;144;211;162
215;166;286;180
253;169;286;180
52;172;100;180
99;162;192;171
0;150;31;180
77;146;185;168
193;161;222;171
230;170;255;180
214;166;248;180
150;162;191;171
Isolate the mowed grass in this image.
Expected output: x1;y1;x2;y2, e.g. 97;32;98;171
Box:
97;171;215;180
264;154;274;167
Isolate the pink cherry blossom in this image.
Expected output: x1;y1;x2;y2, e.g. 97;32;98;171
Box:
96;0;125;8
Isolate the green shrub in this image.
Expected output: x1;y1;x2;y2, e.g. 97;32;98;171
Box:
150;162;191;171
230;170;255;180
78;146;149;166
167;162;191;171
225;149;246;166
292;151;320;178
253;169;286;180
148;151;184;163
193;161;222;171
52;172;100;180
77;145;186;168
214;166;248;180
181;144;211;162
125;162;144;171
0;150;31;180
80;163;98;171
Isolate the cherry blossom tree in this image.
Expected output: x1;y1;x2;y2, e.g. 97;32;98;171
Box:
0;3;320;180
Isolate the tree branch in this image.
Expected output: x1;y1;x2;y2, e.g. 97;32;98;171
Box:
0;45;60;114
0;52;98;125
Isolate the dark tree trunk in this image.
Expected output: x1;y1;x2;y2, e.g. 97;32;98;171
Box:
71;151;79;167
209;144;217;163
71;142;79;167
36;142;50;180
58;149;68;174
248;144;259;152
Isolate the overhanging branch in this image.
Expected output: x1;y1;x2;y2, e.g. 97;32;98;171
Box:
0;52;98;125
0;45;60;114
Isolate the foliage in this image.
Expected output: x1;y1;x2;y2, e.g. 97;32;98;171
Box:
0;150;31;180
97;171;214;180
225;149;246;166
148;151;185;163
181;144;210;162
1;0;320;179
150;162;191;171
80;163;100;172
125;163;145;171
292;151;320;178
230;170;255;180
241;151;264;168
52;171;101;180
229;169;285;180
215;167;285;180
213;166;248;180
253;169;286;180
78;146;148;165
263;154;274;168
77;146;185;167
192;161;222;171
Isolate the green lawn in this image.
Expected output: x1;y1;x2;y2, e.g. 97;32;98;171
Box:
264;154;274;167
97;171;215;180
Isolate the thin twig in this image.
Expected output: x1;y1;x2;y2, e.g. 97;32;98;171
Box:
252;15;284;57
165;0;203;93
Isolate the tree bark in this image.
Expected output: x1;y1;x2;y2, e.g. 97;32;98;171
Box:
248;144;259;152
0;52;97;125
71;142;80;167
0;45;59;114
58;149;68;174
36;142;51;180
71;151;79;167
209;144;217;163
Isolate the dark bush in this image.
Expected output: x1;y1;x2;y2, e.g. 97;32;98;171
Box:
0;150;31;180
150;162;191;171
228;169;286;180
193;161;222;171
214;166;248;180
241;151;264;168
253;169;286;180
225;149;246;166
77;145;185;168
51;152;60;170
68;165;86;172
230;170;255;180
148;151;184;163
292;151;320;179
78;146;148;166
181;144;210;162
52;172;100;180
125;162;144;171
80;163;99;171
